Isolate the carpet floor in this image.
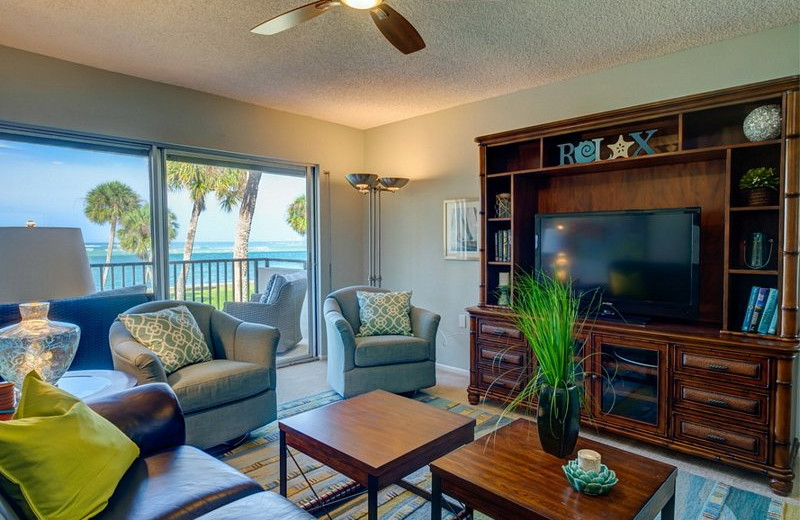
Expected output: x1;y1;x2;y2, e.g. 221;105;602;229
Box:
218;390;797;520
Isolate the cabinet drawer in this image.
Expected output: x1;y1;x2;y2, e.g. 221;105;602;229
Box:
673;380;768;424
477;364;527;393
478;342;527;368
477;320;523;344
675;346;769;387
673;414;767;463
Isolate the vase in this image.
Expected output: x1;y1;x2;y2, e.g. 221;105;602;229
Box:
494;193;511;218
537;385;581;459
0;302;80;395
743;105;782;142
745;187;775;206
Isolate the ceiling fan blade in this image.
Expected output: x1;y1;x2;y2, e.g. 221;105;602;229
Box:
369;3;425;54
251;0;339;35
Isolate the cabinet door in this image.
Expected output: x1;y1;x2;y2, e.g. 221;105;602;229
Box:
591;335;669;436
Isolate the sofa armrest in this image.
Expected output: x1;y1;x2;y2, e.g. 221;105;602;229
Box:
211;309;279;369
411;307;440;361
109;321;168;384
323;298;357;371
87;383;185;455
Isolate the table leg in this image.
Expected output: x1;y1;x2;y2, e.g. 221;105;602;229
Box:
431;474;442;520
368;475;378;520
279;430;287;497
661;492;675;520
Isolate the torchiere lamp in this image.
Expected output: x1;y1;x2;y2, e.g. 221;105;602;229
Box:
0;226;95;398
345;174;409;287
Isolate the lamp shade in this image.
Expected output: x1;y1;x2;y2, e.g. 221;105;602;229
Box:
0;227;95;303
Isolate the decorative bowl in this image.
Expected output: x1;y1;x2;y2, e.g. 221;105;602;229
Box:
562;459;619;496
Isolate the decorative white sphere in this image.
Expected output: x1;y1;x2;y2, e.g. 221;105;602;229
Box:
743;105;782;142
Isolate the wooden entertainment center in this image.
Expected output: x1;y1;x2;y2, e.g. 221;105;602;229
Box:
466;77;800;495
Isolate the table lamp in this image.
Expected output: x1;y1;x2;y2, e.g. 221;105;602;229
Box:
0;227;95;396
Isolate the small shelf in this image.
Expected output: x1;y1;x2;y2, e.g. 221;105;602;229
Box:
730;206;780;212
487;217;512;222
728;269;779;276
488;261;512;266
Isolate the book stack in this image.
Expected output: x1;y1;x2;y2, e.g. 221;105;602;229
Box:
741;286;779;335
0;382;14;421
494;230;511;262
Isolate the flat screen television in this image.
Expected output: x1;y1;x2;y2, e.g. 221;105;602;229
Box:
535;208;701;322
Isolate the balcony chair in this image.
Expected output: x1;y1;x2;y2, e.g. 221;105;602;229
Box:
109;300;278;449
324;285;440;398
224;271;307;354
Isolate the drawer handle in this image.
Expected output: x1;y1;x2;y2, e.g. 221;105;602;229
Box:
706;399;729;408
706;364;730;371
705;434;728;444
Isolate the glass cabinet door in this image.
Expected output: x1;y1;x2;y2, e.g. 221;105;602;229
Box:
593;336;668;436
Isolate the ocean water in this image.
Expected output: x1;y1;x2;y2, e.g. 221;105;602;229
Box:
87;241;307;290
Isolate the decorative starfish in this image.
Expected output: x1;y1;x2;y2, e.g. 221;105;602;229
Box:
607;135;634;159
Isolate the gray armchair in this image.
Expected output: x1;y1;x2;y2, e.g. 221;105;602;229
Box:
223;271;307;354
109;300;278;449
324;285;440;398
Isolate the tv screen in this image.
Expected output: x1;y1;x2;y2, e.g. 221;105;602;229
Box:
535;208;700;321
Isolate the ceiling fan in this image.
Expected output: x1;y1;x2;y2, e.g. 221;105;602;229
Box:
251;0;426;55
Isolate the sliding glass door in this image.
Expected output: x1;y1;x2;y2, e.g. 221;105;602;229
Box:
0;126;319;364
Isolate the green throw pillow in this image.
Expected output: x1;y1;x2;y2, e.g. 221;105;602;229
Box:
119;305;213;374
0;371;139;520
356;291;413;337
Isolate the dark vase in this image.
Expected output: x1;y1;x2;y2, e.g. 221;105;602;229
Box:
537;385;581;459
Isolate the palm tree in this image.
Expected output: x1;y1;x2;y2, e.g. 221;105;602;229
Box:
286;194;306;236
167;162;242;299
84;181;141;289
233;170;262;301
117;205;179;285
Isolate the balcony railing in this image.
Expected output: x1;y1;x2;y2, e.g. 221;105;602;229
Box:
90;256;306;308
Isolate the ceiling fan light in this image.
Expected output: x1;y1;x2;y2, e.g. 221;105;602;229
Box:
341;0;383;9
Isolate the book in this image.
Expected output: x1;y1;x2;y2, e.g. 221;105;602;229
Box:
767;299;779;335
741;286;760;332
747;287;770;332
757;288;779;335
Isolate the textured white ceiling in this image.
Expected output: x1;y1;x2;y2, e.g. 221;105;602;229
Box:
0;1;797;129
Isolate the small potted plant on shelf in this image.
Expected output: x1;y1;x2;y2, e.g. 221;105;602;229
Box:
502;270;593;459
739;167;779;206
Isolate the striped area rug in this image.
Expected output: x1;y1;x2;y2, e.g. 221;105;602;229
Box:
218;390;797;520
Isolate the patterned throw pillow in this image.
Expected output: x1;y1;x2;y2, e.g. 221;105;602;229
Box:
356;291;413;337
118;305;213;374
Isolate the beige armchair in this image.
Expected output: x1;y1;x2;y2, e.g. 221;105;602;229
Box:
109;300;279;449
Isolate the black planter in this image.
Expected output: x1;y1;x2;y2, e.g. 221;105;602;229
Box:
537;385;581;459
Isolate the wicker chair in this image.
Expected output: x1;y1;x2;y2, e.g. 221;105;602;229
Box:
223;271;307;354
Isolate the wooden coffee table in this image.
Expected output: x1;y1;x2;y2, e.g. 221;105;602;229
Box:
430;419;677;520
279;389;475;520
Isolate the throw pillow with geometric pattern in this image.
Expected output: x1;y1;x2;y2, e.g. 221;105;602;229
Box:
356;291;413;337
118;305;213;374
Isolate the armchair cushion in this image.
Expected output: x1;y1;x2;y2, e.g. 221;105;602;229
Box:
354;335;431;367
168;360;272;413
0;372;139;520
356;291;412;337
119;305;213;374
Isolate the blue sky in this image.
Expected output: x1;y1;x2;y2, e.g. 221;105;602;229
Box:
0;139;306;244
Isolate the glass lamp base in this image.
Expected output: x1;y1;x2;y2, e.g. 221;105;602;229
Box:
0;302;80;391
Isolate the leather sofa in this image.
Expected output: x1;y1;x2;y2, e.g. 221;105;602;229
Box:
0;383;313;520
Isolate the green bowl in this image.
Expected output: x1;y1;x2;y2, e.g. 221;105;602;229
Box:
562;459;619;496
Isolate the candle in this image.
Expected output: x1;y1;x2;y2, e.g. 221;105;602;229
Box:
498;272;510;287
577;449;601;473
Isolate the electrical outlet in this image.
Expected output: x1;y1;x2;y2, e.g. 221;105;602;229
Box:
458;313;467;328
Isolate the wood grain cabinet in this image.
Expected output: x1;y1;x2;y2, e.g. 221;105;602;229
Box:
467;77;800;495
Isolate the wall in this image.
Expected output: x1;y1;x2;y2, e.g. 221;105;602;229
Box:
365;24;800;370
0;45;369;354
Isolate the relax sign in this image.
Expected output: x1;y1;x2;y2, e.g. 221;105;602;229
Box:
557;129;659;165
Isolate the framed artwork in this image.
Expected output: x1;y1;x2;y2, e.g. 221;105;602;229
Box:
443;198;480;260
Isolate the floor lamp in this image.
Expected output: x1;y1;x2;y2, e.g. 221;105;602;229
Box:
345;174;409;287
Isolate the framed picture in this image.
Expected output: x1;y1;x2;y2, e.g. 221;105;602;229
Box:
443;198;480;260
